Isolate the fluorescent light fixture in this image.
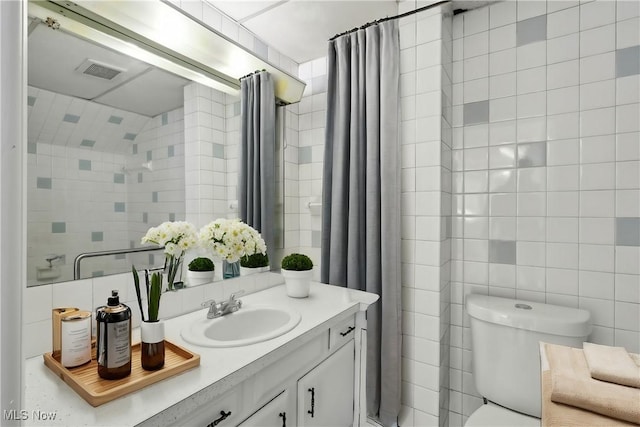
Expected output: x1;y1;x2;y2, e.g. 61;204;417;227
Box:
29;0;305;103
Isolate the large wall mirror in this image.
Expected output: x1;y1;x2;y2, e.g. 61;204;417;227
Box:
25;1;295;287
28;17;184;285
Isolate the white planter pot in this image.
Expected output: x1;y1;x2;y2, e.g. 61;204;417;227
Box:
281;269;312;298
239;266;270;276
186;270;214;286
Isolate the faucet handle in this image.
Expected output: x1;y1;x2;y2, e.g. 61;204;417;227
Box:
202;299;222;318
201;299;217;308
229;290;245;300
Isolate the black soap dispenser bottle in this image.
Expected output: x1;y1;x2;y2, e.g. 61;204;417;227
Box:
96;290;132;380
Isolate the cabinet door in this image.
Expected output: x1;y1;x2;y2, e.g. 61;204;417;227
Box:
297;340;355;427
239;390;292;427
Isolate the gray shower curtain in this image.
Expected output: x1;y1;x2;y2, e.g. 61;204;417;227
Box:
321;20;401;426
239;71;275;260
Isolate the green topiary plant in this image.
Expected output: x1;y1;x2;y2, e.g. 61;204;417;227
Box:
281;253;313;271
240;252;269;268
188;257;215;272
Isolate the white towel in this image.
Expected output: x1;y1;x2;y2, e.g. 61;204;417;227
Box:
583;342;640;389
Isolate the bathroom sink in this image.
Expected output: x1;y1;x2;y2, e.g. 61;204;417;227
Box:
181;306;301;348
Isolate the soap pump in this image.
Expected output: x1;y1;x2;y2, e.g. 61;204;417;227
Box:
96;290;132;380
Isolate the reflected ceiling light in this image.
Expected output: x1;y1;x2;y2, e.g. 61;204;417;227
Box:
29;0;305;104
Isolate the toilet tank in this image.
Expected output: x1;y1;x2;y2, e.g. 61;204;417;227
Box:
465;294;591;418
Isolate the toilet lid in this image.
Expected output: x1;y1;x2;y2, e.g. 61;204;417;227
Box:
465;403;540;427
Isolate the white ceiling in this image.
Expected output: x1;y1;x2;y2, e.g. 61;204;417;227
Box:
208;0;494;64
210;0;399;63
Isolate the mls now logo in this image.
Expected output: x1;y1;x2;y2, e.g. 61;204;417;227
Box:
4;409;57;421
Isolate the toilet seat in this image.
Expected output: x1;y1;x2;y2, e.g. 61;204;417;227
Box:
465;402;540;427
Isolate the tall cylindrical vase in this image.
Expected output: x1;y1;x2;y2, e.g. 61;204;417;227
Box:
141;320;165;371
165;255;184;290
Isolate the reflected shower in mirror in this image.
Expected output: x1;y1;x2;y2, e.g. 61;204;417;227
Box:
26;17;193;286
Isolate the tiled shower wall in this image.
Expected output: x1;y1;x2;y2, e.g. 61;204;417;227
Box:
449;1;640;424
127;106;186;269
26;86;184;284
294;58;328;274
183;82;229;234
397;2;453;426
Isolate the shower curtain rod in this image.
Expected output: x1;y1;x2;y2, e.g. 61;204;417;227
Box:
238;69;290;105
239;69;266;80
329;0;452;41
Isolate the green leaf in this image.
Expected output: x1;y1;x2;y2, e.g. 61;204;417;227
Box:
148;272;162;322
132;265;145;322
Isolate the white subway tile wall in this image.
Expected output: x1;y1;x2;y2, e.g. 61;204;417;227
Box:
184;82;230;232
450;1;640;425
294;56;325;273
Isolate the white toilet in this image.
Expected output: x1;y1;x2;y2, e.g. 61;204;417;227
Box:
464;294;592;426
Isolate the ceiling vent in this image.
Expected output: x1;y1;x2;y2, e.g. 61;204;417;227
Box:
76;59;125;80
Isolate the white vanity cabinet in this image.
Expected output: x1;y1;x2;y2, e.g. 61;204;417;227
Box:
178;314;360;427
297;340;355;427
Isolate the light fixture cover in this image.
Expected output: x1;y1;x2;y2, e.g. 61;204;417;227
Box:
33;0;305;104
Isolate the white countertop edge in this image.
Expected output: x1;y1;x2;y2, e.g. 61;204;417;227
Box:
24;282;378;427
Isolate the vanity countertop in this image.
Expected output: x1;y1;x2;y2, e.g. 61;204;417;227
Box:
23;282;378;427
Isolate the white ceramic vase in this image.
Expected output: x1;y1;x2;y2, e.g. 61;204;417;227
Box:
140;320;165;371
141;320;165;344
186;270;214;286
239;266;270;276
281;269;312;298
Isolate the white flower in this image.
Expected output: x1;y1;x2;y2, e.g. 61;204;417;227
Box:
198;219;267;263
141;221;198;258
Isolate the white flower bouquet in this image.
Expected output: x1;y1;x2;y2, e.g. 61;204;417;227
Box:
198;219;267;263
141;221;198;257
141;221;198;290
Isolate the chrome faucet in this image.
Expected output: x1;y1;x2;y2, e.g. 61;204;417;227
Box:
202;290;244;319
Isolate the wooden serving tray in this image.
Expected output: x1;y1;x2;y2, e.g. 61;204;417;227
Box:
43;340;200;407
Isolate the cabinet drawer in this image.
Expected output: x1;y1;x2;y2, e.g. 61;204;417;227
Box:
177;387;243;427
329;316;356;350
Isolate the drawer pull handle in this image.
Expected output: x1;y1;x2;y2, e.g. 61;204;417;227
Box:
208;410;231;427
279;411;287;427
340;326;355;337
308;387;315;418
